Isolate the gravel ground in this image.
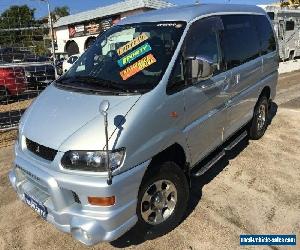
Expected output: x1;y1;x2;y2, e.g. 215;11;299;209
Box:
0;99;32;114
0;71;299;250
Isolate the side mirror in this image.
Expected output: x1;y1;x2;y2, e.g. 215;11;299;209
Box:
185;56;218;83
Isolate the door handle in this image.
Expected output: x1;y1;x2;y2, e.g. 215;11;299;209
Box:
234;74;240;85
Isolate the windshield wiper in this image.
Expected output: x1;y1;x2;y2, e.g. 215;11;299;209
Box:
56;75;133;94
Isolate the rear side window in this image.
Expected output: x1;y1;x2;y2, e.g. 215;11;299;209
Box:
221;15;261;70
286;20;295;31
253;15;276;55
267;12;275;20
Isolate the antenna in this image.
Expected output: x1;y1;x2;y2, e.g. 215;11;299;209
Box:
99;100;112;185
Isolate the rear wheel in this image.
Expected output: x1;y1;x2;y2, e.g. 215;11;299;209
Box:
249;96;269;140
136;161;189;235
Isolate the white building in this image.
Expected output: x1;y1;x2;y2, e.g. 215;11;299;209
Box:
53;0;174;57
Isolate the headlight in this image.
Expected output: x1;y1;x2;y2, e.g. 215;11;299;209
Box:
61;148;125;172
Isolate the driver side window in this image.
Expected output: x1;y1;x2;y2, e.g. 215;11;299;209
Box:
186;24;219;63
185;17;223;84
167;17;223;94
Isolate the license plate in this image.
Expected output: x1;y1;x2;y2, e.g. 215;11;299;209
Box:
24;193;48;219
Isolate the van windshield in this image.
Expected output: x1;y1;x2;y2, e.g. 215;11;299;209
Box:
56;22;186;94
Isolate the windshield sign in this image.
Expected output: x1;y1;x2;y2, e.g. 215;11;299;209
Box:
57;22;186;94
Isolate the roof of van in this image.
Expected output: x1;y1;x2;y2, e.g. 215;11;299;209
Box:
118;4;266;25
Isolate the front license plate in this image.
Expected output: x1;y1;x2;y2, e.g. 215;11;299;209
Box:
24;193;48;219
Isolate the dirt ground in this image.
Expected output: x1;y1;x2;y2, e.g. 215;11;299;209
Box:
0;99;32;113
0;71;299;250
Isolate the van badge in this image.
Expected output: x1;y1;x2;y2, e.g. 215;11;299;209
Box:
35;145;40;153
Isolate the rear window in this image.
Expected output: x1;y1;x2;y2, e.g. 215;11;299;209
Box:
267;12;275;20
286;20;295;31
253;15;276;55
221;15;261;70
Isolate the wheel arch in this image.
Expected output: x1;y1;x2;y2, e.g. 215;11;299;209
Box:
142;142;191;187
149;143;188;170
259;86;271;100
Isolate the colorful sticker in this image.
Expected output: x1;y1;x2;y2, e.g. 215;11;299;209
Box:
118;43;152;68
120;53;157;80
117;33;149;56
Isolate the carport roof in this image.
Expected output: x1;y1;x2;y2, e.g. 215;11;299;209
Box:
53;0;174;28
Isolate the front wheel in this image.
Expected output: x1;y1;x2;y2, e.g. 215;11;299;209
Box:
136;161;189;235
249;96;269;140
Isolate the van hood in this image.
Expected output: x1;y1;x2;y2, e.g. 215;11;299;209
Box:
21;84;141;151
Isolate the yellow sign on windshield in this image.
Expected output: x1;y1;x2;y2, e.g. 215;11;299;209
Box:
120;53;157;80
117;33;149;56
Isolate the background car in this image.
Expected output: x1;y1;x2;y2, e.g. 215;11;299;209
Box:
0;66;27;102
62;54;80;73
24;63;56;91
0;48;56;92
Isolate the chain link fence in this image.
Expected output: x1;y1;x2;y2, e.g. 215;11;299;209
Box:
0;4;56;147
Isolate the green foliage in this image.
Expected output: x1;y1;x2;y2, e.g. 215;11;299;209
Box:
0;5;37;48
52;6;70;21
280;0;300;8
0;4;69;56
1;5;35;28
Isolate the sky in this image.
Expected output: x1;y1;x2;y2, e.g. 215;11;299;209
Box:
0;0;276;18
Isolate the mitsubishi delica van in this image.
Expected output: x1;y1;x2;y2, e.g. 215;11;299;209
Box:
9;4;278;246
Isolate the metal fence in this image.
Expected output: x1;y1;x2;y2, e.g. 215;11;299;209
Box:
0;4;56;147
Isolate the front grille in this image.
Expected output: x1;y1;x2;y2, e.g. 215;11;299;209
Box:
26;138;57;161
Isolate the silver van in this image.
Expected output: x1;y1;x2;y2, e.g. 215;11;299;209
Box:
9;4;278;246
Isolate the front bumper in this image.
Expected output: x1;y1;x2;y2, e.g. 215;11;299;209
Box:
9;144;149;245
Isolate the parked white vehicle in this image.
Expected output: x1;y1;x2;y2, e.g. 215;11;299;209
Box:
62;54;80;73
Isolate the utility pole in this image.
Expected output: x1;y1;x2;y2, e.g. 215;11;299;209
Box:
40;0;58;79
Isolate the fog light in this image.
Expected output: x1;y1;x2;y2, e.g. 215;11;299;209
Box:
88;196;115;206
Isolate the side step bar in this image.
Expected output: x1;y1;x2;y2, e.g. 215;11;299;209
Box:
224;131;248;151
192;130;248;177
193;151;225;177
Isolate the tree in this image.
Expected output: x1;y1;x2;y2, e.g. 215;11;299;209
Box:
51;6;70;22
0;5;36;47
280;0;300;8
0;5;51;56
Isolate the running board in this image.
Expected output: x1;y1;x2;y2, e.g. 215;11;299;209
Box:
224;131;248;151
193;151;225;177
192;130;248;177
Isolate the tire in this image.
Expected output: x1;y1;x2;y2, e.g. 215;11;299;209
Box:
136;161;189;236
249;96;269;140
0;86;8;103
